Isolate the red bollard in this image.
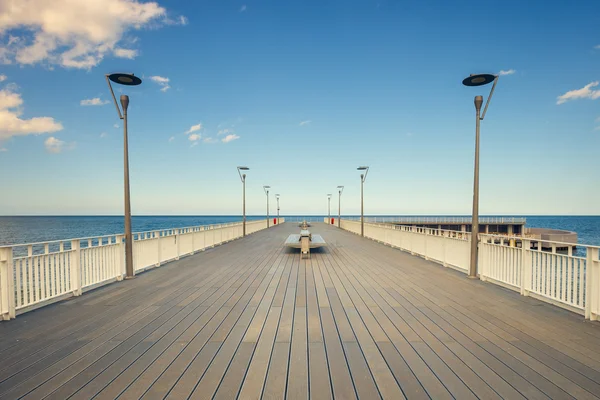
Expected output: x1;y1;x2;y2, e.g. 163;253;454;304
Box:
331;218;334;225
274;218;277;225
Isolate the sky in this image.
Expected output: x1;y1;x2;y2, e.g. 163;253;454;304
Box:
1;0;600;216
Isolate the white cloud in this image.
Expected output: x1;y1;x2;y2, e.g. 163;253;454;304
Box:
0;75;6;82
222;134;240;143
556;81;600;105
113;48;138;59
499;69;516;76
44;136;74;153
168;136;175;142
179;16;188;25
114;123;119;128
185;123;202;134
0;88;63;141
299;120;311;126
240;5;247;12
203;137;217;143
80;97;109;106
0;0;186;69
191;141;198;147
188;133;201;141
595;45;600;50
217;128;233;135
149;75;170;92
100;132;107;138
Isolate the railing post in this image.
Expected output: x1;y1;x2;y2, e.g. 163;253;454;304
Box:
156;231;162;266
175;229;180;260
521;239;531;296
70;240;82;296
0;247;15;320
585;247;599;320
117;234;125;280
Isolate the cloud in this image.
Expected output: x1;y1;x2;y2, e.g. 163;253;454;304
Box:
299;120;311;126
0;0;186;69
217;128;234;135
44;136;74;153
0;88;63;141
556;81;600;105
240;5;247;12
185;123;202;134
178;16;188;25
0;75;6;82
113;48;138;59
149;75;170;92
100;132;107;138
80;97;109;106
168;136;175;142
0;147;7;152
222;134;240;143
188;133;201;142
499;69;516;76
203;137;217;143
114;123;119;128
595;45;600;50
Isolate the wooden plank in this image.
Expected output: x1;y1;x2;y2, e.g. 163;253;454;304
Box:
286;306;309;400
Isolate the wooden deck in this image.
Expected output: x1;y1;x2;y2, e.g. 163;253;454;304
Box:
1;223;600;399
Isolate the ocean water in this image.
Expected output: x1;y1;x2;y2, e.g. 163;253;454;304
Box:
0;215;599;247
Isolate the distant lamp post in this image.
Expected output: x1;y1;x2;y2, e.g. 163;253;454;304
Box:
263;186;271;227
276;194;281;224
357;166;370;237
327;194;332;224
337;186;344;228
237;166;250;236
106;72;142;279
462;73;499;279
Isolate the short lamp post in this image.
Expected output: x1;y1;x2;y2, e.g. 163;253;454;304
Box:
264;186;271;227
337;186;344;228
462;73;499;279
106;73;142;279
237;166;249;236
276;194;280;224
327;194;332;223
357;166;370;237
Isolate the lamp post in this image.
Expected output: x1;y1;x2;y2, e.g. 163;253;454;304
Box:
106;73;142;279
264;186;271;227
337;186;344;228
357;166;369;237
237;166;249;236
327;194;332;224
276;194;280;224
462;73;499;279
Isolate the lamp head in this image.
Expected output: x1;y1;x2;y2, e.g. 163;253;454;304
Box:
237;166;249;171
357;166;369;170
108;73;142;86
462;73;495;87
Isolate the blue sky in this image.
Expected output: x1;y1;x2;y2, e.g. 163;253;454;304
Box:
1;0;599;216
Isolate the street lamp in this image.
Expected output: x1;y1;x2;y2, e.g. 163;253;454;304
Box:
327;194;332;224
337;186;344;228
462;73;499;279
357;166;369;237
106;72;142;279
276;194;280;224
237;166;249;236
263;186;271;227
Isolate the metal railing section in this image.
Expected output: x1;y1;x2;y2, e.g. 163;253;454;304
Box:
343;216;526;224
337;219;600;321
0;218;284;320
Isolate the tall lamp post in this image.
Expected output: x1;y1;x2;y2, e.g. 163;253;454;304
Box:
357;166;369;237
276;194;280;224
327;194;332;224
462;73;499;279
337;186;344;228
263;186;271;227
237;166;250;236
106;73;142;279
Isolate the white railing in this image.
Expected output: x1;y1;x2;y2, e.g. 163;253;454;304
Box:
337;219;600;321
0;218;283;320
343;216;526;224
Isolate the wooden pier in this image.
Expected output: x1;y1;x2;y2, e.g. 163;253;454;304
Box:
1;223;599;399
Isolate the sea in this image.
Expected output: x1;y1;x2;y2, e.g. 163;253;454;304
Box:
0;215;599;247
